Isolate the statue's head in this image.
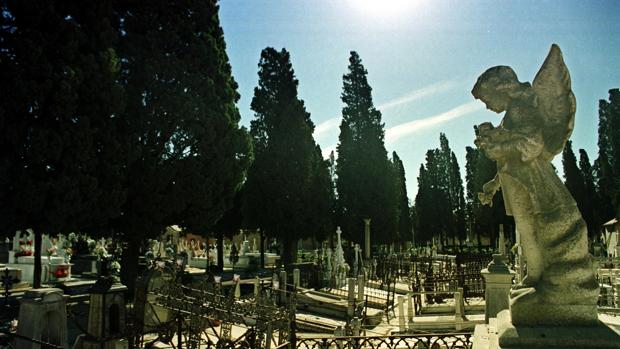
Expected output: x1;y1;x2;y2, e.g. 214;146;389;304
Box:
472;66;521;113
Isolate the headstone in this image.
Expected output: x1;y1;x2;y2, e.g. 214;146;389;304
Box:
41;234;54;256
353;244;360;276
334;227;349;288
16;288;68;349
73;279;127;349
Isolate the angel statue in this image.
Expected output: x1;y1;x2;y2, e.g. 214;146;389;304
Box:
472;44;598;326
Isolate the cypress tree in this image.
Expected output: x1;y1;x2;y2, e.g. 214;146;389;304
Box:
450;152;467;243
414;150;449;244
578;149;602;239
562;141;590;231
117;0;251;291
392;152;412;244
0;0;125;287
244;47;327;266
336;51;398;244
464;126;512;249
596;89;620;219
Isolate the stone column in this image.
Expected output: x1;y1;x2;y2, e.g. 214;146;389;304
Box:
364;218;371;259
498;224;506;256
480;254;515;323
407;292;414;323
357;275;365;303
455;287;466;330
397;295;406;332
293;268;300;289
234;274;241;299
254;276;260;297
347;277;356;318
279;270;287;305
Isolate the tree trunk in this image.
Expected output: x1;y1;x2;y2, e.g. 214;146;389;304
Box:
121;238;140;299
260;230;265;269
281;236;298;267
33;231;42;288
217;231;224;273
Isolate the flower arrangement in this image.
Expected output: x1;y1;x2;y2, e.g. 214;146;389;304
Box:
15;239;33;257
46;246;57;257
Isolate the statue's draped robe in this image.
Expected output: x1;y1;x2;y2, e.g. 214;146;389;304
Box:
486;94;598;323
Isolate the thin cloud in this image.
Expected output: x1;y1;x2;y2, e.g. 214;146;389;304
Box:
385;101;483;144
377;80;458;111
314;117;340;139
313;80;459;139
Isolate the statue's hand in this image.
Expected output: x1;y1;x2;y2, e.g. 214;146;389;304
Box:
478;177;500;206
478;191;494;207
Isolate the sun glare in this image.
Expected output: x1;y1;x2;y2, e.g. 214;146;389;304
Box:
350;0;418;18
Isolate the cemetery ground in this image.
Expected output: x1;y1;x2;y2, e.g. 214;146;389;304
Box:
0;227;619;349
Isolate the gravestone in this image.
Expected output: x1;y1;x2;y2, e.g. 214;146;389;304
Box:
73;278;127;349
16;288;68;349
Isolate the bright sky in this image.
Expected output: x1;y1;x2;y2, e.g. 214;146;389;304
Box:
219;0;620;198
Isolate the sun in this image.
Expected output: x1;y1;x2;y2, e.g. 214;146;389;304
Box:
350;0;418;17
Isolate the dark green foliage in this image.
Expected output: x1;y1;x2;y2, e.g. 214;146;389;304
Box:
392;152;412;243
116;0;251;289
414;151;450;244
595;89;620;220
335;52;398;244
0;0;125;287
578;149;602;239
562;141;594;237
244;47;332;266
463;129;512;248
413;134;466;246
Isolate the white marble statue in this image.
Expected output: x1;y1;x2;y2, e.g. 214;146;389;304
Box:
472;44;597;326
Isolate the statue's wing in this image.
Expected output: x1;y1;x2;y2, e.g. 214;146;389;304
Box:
532;44;576;160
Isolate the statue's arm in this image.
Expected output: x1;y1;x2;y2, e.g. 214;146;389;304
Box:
482;125;544;162
478;173;500;207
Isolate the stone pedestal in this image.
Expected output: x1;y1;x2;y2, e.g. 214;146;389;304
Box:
16;288;68;349
347;277;356;318
472;310;620;349
73;278;128;349
481;254;515;323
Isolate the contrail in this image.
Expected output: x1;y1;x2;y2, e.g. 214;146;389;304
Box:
377;80;458;111
385;101;483;144
313;79;458;139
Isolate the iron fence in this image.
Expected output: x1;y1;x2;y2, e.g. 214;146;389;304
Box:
296;332;473;349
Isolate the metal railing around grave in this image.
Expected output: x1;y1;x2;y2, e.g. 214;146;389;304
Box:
410;254;491;301
296;332;473;349
321;277;396;321
132;263;296;349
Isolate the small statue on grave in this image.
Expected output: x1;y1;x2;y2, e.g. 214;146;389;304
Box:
472;44;598;325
